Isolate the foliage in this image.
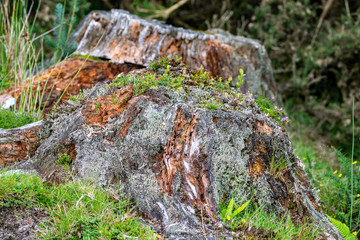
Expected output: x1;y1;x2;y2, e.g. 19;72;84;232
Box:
0;170;156;239
236;68;246;88
293;135;359;235
269;151;290;178
149;55;170;71
114;56;184;95
0;0;81;126
56;153;72;165
255;96;287;124
237;0;360;157
218;196;319;238
45;0;78;63
220;198;250;222
328;215;356;240
115;57;288;125
0;0;46;120
69;89;85;102
322;148;360;228
0;108;40;129
243;207;319;239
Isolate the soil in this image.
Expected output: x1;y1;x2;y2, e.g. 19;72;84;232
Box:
0;205;48;240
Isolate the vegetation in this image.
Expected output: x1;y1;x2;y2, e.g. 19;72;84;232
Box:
114;56;288;123
293;132;359;237
218;198;320;239
44;1;79;64
0;170;156;239
328;215;356;240
1;0;359;238
0;0;89;129
0;108;40;129
0;0;44;120
56;153;72;165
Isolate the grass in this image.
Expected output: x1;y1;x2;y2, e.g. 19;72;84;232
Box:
0;0;82;130
291;131;359;237
218;197;320;239
0;108;40;129
0;170;156;239
244;207;320;239
0;0;44;117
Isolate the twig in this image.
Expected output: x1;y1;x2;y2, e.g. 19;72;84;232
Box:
311;0;335;46
101;0;114;10
76;194;86;207
75;194;98;207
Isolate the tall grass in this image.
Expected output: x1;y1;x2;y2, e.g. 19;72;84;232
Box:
0;0;83;129
293;97;359;237
0;0;44;120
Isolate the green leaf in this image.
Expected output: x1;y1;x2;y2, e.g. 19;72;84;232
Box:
225;198;235;220
232;200;250;218
328;215;356;240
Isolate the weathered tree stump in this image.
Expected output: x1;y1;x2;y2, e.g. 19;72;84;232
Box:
0;10;342;239
15;63;340;239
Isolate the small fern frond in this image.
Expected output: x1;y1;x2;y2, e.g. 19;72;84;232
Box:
328;215;356;240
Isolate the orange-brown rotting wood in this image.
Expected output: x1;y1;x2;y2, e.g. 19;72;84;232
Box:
82;86;134;126
155;108;214;216
0;58;142;113
0;123;42;167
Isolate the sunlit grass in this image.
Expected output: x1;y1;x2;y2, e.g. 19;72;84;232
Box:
0;170;156;239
